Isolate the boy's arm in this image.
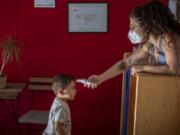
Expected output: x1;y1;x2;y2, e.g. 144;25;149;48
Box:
54;121;66;135
54;106;68;135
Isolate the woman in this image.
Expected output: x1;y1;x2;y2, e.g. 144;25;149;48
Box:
86;0;180;89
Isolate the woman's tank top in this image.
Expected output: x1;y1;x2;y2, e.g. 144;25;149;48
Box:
149;37;167;65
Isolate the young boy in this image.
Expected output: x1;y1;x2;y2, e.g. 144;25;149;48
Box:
43;74;76;135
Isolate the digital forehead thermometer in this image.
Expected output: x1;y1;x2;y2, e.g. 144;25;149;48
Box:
76;79;97;88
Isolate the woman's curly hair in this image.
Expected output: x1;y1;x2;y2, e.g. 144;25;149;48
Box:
130;0;180;40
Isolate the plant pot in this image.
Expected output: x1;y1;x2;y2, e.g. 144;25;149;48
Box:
0;75;7;89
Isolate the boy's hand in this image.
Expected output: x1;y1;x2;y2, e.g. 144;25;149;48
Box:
54;122;66;135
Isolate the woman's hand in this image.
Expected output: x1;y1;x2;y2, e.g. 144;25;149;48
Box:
83;75;103;89
131;65;144;73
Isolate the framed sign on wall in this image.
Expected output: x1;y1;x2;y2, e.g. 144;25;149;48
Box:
68;3;108;32
34;0;55;8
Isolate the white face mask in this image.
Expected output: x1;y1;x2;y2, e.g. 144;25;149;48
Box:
128;30;142;44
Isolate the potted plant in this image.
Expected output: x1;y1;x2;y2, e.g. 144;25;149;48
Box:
0;35;21;88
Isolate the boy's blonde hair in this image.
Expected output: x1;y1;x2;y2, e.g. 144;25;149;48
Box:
52;74;75;94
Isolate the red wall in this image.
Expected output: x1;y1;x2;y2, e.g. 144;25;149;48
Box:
0;0;167;135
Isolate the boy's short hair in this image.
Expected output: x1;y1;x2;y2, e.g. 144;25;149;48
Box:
52;74;76;94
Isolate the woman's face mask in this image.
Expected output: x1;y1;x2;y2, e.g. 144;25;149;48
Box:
128;30;143;44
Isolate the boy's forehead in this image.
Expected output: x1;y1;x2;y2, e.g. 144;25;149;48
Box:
67;81;76;88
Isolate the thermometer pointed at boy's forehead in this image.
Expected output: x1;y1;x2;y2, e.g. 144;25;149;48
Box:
76;79;97;89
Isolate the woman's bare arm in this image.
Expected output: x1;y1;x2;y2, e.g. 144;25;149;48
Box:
88;45;149;87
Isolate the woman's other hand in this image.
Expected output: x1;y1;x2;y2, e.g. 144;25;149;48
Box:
131;65;144;73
